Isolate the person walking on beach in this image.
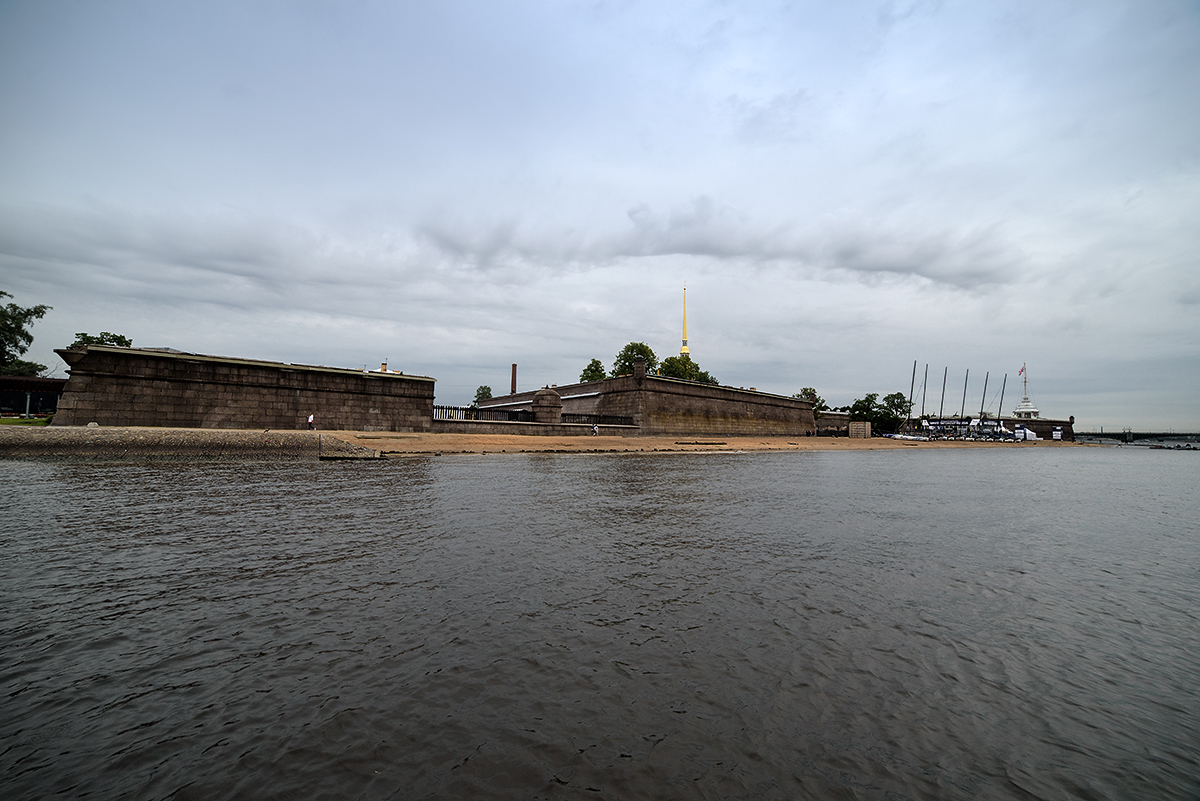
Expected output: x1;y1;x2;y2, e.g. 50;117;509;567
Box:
592;423;598;436
307;413;315;430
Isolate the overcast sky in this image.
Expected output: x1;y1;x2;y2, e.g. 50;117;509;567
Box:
2;0;1198;429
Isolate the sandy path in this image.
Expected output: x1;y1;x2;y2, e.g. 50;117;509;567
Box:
0;426;1086;460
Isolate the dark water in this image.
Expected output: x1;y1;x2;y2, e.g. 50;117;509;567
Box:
2;448;1197;800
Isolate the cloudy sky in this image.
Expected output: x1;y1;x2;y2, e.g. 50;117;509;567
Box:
2;0;1197;429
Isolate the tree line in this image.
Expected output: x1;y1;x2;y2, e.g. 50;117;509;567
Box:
1;289;132;376
579;342;719;384
835;392;913;434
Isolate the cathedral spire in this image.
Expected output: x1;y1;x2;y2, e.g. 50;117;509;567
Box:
680;285;689;356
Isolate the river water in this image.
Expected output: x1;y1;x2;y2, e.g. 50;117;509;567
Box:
1;448;1197;800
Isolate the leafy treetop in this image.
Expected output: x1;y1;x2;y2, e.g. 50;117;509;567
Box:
72;332;132;348
472;385;493;407
658;354;718;384
579;359;606;383
0;291;51;376
610;342;658;378
792;387;829;418
847;391;913;434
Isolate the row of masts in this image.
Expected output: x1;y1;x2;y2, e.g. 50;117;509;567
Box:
904;361;1028;430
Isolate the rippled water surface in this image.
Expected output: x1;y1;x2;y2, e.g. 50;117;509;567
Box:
2;448;1198;800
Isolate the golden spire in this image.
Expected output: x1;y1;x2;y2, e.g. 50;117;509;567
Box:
680;285;689;356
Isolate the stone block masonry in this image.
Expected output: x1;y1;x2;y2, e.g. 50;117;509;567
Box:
53;346;435;432
481;372;816;437
430;420;638;436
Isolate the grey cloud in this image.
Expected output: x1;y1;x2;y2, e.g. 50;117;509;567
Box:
620;197;764;259
812;223;1021;288
0;205;311;289
410;195;1025;290
876;0;945;32
724;89;816;142
1173;280;1200;306
413;218;539;279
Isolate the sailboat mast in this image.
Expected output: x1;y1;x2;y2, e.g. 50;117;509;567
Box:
998;374;1007;431
920;364;928;418
960;369;969;420
979;372;989;419
939;367;947;419
906;360;916;430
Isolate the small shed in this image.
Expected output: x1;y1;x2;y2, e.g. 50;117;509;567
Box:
0;376;68;416
848;420;871;439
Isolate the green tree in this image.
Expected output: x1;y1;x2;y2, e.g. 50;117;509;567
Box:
881;392;912;421
793;387;829;418
658;354;719;384
847;391;912;434
472;385;493;407
848;393;879;423
71;331;132;348
610;342;658;377
0;291;51;376
579;358;607;383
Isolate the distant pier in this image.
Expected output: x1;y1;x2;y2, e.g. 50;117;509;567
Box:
1080;431;1200;444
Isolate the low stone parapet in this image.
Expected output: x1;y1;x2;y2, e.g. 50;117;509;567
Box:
431;419;639;437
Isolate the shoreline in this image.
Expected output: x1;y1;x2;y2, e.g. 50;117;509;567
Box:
331;431;1086;455
0;425;1088;461
0;426;382;461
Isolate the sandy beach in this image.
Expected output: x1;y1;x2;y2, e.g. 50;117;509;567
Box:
0;425;1087;460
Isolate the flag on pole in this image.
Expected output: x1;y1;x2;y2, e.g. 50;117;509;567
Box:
1018;364;1025;376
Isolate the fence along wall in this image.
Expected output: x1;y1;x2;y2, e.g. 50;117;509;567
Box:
53;346;435;431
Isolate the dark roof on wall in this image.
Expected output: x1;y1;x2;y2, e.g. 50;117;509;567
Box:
55;346;436;383
0;376;69;393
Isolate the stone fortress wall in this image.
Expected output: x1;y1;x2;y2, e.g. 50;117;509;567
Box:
52;346;435;432
479;359;816;437
49;346;1070;440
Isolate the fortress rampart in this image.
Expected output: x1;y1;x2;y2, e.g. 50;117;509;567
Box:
50;346;1070;440
481;363;816;437
52;346;435;431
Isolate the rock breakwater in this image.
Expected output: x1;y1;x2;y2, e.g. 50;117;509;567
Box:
0;426;382;462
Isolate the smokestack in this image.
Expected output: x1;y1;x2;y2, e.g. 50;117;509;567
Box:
511;364;517;395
